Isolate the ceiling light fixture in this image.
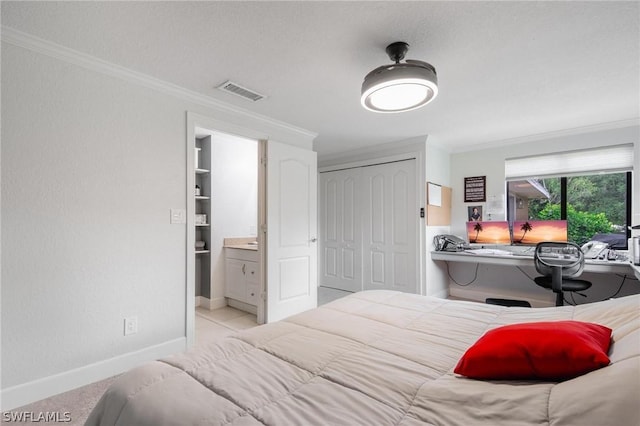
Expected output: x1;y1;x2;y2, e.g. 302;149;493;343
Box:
361;42;438;113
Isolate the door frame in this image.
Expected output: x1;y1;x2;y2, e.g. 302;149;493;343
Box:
186;112;269;347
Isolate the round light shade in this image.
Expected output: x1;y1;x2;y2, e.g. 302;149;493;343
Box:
361;61;438;113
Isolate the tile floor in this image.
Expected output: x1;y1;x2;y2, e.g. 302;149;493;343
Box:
194;305;258;347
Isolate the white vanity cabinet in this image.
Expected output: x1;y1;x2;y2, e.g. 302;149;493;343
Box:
224;248;259;310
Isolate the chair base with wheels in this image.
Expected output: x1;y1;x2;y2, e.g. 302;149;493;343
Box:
534;241;592;306
485;298;532;308
533;276;591;306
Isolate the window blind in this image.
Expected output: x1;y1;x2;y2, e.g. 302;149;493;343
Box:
505;144;634;180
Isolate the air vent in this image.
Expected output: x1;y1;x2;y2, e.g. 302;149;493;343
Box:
217;80;265;102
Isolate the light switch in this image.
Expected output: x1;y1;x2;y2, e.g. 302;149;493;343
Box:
170;208;186;224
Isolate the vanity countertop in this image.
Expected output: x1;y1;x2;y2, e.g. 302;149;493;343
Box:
224;237;258;251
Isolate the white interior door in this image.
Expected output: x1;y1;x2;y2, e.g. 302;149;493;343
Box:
362;160;418;293
319;169;362;292
263;141;318;323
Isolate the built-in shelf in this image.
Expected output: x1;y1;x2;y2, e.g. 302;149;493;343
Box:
195;136;212;302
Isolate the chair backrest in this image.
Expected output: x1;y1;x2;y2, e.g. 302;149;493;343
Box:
534;241;585;278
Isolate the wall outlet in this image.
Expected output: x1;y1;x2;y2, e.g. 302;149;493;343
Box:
124;316;138;336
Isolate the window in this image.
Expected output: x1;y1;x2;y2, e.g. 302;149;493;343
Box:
505;145;633;249
507;172;631;247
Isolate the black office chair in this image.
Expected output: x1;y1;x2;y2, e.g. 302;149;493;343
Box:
534;242;592;306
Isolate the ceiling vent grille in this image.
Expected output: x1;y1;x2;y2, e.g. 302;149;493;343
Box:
217;80;265;102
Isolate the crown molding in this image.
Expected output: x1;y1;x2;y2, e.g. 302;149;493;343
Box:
1;26;318;141
449;118;640;154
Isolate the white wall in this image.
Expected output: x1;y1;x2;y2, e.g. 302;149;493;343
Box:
424;141;451;297
1;38;314;409
447;125;640;305
209;134;258;305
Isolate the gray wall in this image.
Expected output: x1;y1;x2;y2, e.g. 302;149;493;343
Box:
2;43;185;389
1;39;313;408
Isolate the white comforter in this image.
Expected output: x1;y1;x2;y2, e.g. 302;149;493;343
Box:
87;291;640;425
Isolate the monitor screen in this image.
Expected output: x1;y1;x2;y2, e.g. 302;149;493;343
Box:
512;220;568;245
466;221;511;244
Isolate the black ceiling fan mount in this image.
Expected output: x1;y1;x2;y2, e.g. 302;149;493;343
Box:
385;42;409;63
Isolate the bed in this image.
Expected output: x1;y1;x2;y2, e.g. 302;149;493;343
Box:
86;290;640;425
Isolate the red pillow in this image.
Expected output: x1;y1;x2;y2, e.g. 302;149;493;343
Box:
454;320;612;381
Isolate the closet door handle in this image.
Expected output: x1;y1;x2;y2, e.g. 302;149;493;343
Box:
242;264;246;274
310;237;317;243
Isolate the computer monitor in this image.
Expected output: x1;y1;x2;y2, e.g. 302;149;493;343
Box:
466;221;511;245
512;220;568;245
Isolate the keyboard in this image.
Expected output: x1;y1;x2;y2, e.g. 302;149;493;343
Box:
465;249;513;256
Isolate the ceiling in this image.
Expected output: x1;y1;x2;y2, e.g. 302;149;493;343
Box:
2;1;639;157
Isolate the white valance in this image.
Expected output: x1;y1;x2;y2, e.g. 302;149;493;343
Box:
505;144;634;180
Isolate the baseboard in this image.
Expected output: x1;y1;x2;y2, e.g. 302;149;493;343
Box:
209;297;227;310
195;296;226;310
449;287;554;307
0;338;186;412
427;288;449;299
227;298;257;315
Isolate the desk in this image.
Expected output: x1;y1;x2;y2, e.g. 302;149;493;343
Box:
431;251;635;275
632;264;640;281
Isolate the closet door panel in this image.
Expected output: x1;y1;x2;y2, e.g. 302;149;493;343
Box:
338;170;362;291
371;251;386;285
341;176;358;282
319;169;362;292
392;170;409;245
369;174;386;244
363;169;387;289
342;177;356;243
325;247;337;278
393;253;409;288
363;160;418;293
390;168;414;292
342;248;355;279
321;176;339;282
325;179;338;241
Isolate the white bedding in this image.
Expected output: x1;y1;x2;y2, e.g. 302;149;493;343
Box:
87;290;640;425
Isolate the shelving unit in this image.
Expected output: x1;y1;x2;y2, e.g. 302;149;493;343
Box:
195;136;212;300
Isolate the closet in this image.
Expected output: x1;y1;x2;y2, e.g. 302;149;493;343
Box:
319;159;418;294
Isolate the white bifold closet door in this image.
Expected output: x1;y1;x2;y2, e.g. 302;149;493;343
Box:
320;169;362;292
361;160;417;293
320;159;418;294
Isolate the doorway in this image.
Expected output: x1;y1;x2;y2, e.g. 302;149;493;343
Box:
193;128;259;331
186;112;319;347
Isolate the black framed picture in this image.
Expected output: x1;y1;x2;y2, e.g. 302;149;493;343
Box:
464;176;486;202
